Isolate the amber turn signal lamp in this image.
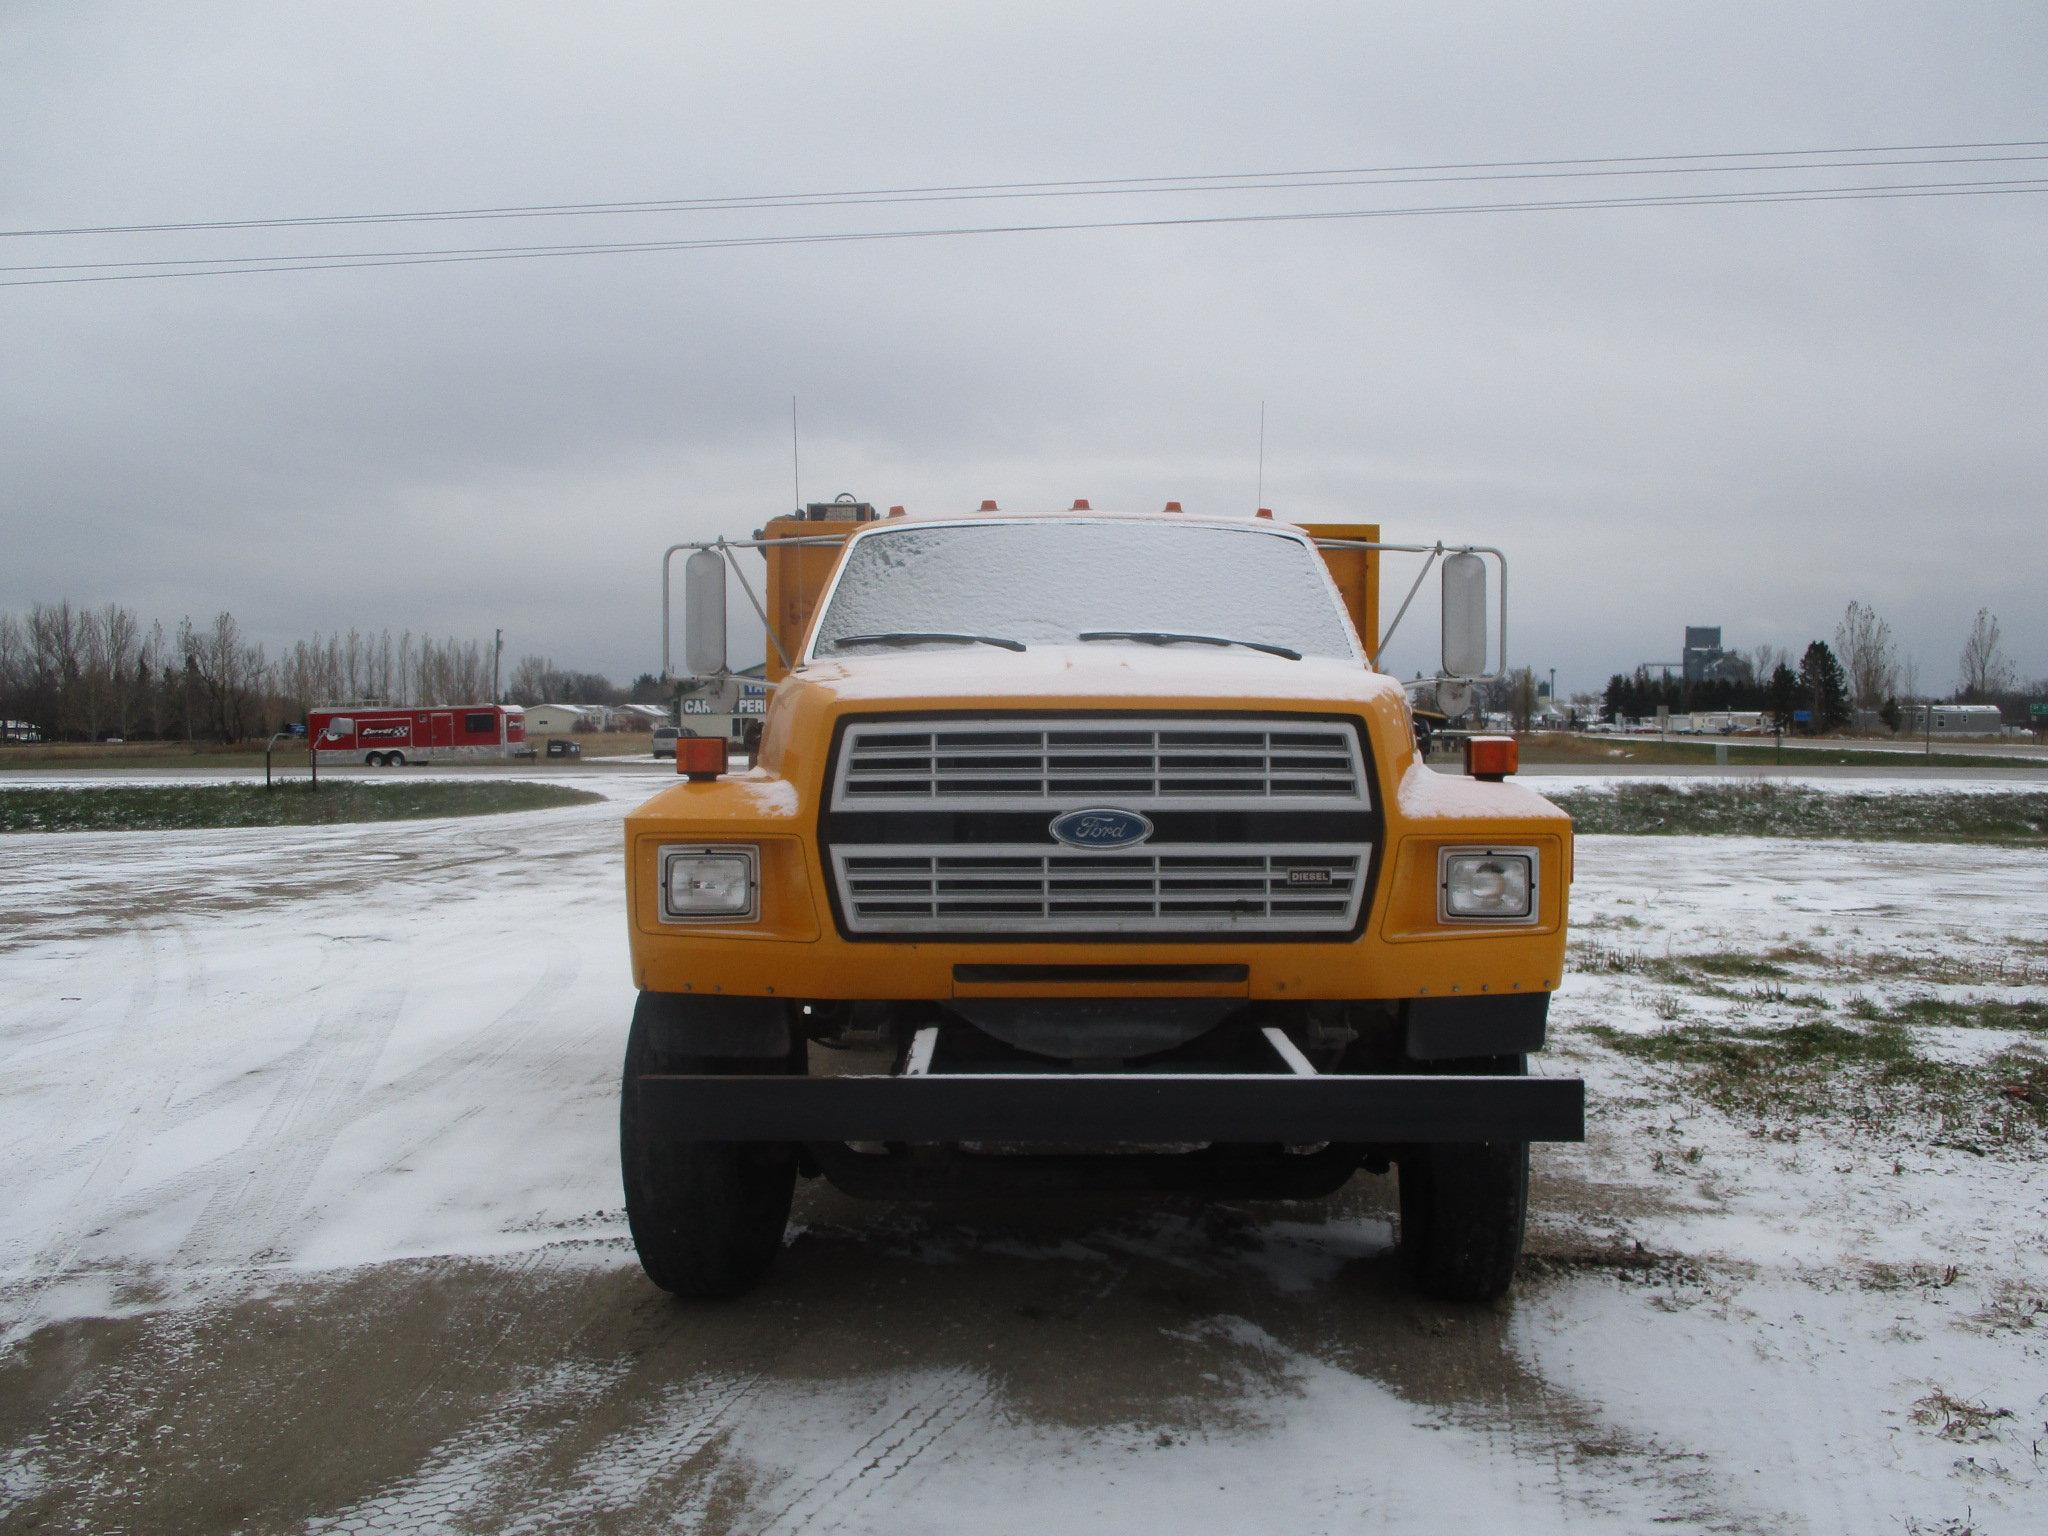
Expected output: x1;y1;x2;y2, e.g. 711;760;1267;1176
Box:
1254;507;1273;519
1071;498;1091;510
978;499;1000;511
677;737;729;781
1464;735;1518;782
1162;500;1183;513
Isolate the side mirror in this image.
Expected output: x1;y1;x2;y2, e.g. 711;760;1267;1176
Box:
683;549;729;676
1440;552;1488;678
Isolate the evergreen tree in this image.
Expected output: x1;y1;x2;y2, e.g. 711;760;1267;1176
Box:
1797;641;1852;733
1767;663;1800;730
1601;673;1629;721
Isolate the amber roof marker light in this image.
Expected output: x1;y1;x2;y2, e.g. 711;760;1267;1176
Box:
1464;736;1519;782
677;736;729;781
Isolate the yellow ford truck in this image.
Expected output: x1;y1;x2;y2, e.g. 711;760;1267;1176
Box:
623;500;1579;1303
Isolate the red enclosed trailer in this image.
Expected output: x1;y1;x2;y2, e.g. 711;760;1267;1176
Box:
307;704;527;766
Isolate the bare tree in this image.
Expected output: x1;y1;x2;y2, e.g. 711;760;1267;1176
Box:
77;607;110;739
29;602;82;738
0;613;24;729
1958;608;2016;700
134;621;164;738
181;611;268;742
507;654;551;706
1833;601;1898;713
343;628;365;701
101;604;139;736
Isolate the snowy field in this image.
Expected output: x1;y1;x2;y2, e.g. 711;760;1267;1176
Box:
2;769;2045;1534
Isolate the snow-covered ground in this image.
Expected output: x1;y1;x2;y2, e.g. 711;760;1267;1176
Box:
1;769;2043;1534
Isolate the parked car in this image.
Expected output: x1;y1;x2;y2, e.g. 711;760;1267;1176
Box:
652;723;680;759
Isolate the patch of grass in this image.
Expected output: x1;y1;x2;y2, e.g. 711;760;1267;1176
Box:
1592;1017;1922;1074
1969;1283;2048;1334
1909;1389;2014;1443
1584;1018;2048;1144
1684;947;1822;979
1834;950;2048;987
1568;943;1829;985
1549;781;2048;845
0;781;603;834
1521;731;2030;771
1744;983;1829;1009
1849;996;2048;1033
1860;1261;1959;1294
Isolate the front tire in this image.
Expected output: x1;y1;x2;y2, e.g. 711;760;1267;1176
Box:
1397;1140;1528;1302
1396;1056;1529;1302
620;1001;798;1300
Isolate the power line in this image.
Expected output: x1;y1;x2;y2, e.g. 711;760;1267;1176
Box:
7;153;2048;274
4;138;2045;240
4;174;2043;289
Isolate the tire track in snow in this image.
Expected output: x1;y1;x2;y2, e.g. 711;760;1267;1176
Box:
350;939;597;1178
749;1370;997;1535
496;1367;771;1535
171;987;403;1269
76;932;585;1233
302;1280;743;1535
0;922;177;1351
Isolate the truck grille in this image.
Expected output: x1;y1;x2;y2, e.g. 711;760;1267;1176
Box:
830;844;1370;935
831;717;1367;809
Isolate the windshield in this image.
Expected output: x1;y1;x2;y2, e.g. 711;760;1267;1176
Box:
809;520;1360;662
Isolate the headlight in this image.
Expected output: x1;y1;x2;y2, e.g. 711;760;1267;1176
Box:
1439;847;1538;923
660;845;758;922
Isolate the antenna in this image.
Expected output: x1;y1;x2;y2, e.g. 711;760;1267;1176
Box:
1257;399;1266;509
791;394;801;511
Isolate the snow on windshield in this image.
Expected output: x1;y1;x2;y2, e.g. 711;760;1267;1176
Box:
811;520;1359;660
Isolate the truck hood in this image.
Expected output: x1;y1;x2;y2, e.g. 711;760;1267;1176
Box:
784;644;1407;713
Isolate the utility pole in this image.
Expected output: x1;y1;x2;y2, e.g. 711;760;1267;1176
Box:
493;628;503;704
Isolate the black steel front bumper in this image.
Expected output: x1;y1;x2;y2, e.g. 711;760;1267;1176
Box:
634;1072;1585;1145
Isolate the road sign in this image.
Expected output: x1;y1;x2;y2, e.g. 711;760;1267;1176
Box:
2032;703;2048;718
1793;710;1812;724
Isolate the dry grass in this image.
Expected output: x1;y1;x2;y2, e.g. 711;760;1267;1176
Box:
1520;730;2026;770
0;781;602;834
1550;781;2048;844
1583;1017;2048;1146
1909;1389;2014;1442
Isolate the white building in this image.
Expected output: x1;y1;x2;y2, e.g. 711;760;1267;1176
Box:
523;703;592;736
1902;703;2005;737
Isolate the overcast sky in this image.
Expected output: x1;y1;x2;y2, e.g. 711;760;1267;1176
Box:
5;1;2044;698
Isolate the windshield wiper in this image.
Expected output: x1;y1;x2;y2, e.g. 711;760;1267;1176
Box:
1078;630;1301;661
830;630;1027;653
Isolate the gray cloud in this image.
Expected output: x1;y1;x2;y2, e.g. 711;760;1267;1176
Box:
4;0;2045;697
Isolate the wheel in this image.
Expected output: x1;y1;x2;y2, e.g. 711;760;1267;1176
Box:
1396;1056;1529;1302
365;752;385;767
620;999;798;1300
388;750;406;766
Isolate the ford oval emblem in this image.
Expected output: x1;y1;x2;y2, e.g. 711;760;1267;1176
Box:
1049;807;1155;849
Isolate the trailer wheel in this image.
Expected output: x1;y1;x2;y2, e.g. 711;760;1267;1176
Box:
1396;1056;1529;1303
365;752;385;766
620;1002;798;1300
387;750;406;767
